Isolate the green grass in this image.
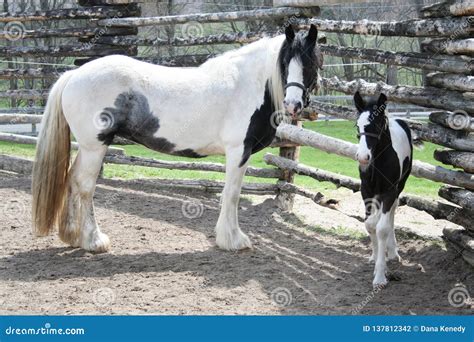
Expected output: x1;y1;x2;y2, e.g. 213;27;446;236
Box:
0;121;443;197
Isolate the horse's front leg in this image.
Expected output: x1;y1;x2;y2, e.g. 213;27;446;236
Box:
215;145;252;251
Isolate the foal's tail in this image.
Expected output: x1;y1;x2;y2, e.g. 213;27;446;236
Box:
32;71;75;236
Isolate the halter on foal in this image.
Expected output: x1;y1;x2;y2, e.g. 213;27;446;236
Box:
354;92;413;288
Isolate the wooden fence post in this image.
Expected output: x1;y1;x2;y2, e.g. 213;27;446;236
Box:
276;120;302;211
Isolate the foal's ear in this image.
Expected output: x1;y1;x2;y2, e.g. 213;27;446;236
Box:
285;25;295;43
307;24;318;45
354;91;365;113
376;93;388;113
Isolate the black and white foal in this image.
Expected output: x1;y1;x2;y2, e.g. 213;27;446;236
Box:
354;92;413;287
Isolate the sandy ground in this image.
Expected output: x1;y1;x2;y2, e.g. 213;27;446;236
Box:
0;172;472;315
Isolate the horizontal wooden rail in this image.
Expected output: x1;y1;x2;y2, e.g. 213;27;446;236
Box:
0;5;140;22
434;150;474;173
426;72;474;92
264;153;360;191
443;226;474;266
421;0;474;18
84;31;269;47
276;123;474;190
0;68;70;80
439;185;474;211
0;45;137;58
421;38;474;56
98;6;319;27
429;111;474;133
320;77;474;115
0;132;124;155
308;100;474;151
0;114;42;124
0;90;48;100
0;27;138;39
264;152;474;230
320;44;473;74
0;154;324;204
104;154;281;178
304;16;473;37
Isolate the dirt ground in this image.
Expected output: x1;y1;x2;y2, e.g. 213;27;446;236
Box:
0;171;472;315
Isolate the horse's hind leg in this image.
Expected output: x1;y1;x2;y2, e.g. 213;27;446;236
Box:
215;146;252;251
61;146;110;252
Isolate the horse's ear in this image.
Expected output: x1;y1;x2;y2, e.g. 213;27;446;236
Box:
377;93;388;113
307;24;318;45
285;25;295;43
354;91;365;113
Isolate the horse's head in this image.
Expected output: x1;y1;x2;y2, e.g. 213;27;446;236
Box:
354;92;388;170
279;24;324;118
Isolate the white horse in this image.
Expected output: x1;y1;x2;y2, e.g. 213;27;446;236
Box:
32;25;323;253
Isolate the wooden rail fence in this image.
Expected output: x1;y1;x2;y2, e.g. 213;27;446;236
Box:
0;0;473;265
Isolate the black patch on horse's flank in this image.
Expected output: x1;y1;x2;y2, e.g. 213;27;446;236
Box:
240;82;276;167
97;90;205;158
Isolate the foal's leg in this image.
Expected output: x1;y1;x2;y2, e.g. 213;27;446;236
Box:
61;147;110;252
365;210;380;263
386;200;401;261
373;195;397;287
362;193;379;263
215;146;252;251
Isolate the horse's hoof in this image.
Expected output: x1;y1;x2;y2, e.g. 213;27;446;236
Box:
216;231;252;251
368;254;376;263
372;276;388;289
84;232;110;253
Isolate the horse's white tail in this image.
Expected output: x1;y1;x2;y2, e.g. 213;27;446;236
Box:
32;71;75;237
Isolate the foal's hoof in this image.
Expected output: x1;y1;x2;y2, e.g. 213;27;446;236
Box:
216;231;252;251
84;232;110;253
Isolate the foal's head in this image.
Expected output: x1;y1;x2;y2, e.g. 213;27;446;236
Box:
279;24;323;117
354;92;389;169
